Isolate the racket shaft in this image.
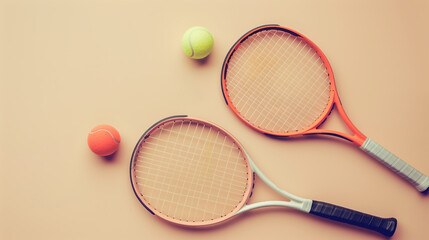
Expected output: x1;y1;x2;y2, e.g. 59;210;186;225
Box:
361;138;429;192
310;200;397;237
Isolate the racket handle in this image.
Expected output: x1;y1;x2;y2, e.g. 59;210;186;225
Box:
310;200;397;237
361;138;429;192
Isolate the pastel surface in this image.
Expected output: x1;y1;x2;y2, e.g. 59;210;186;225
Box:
0;1;428;240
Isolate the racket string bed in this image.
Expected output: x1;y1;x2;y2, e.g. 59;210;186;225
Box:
133;119;250;223
228;31;328;126
226;30;331;133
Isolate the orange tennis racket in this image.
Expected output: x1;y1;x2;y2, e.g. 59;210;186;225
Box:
130;116;397;236
221;24;429;192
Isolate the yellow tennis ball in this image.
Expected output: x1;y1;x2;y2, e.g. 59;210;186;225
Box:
182;26;214;59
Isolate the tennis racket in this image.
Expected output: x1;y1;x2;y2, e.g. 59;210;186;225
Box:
221;24;429;192
130;115;397;237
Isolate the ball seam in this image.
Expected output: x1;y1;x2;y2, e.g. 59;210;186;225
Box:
187;30;195;57
89;129;120;143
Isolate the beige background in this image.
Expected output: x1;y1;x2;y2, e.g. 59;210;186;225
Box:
1;0;428;239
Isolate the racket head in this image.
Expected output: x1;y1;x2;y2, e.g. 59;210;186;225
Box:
130;116;254;227
221;25;337;137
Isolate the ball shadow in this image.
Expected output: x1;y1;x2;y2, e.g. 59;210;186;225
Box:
192;53;212;66
102;150;119;163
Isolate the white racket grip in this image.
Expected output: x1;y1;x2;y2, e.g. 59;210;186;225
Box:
361;138;429;192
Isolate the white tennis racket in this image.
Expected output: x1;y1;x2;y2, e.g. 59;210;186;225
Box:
130;116;397;237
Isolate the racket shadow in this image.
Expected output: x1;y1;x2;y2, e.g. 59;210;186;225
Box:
274;133;429;196
264;132;360;154
168;207;392;238
161;207;299;232
268;133;421;192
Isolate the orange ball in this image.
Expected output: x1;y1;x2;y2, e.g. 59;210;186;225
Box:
87;125;121;156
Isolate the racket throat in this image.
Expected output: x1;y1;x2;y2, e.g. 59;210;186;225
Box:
243;151;313;214
306;103;366;146
235;199;312;215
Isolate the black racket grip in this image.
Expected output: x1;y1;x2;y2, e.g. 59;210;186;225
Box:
310;200;397;237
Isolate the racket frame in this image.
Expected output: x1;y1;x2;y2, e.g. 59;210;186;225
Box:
221;24;366;146
130;115;254;227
